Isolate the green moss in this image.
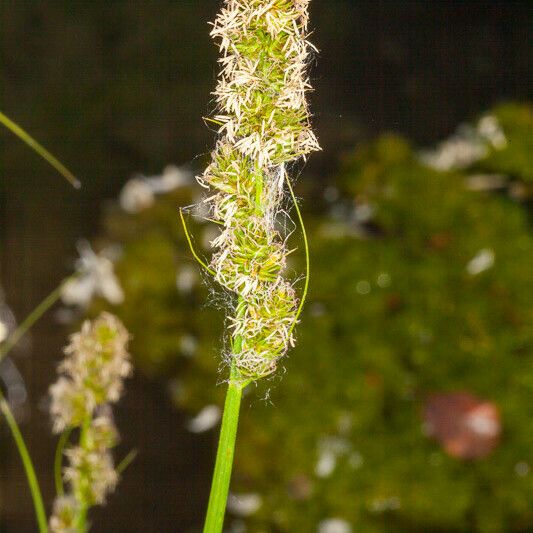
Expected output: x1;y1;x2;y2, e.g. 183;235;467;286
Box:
92;104;533;531
479;103;533;183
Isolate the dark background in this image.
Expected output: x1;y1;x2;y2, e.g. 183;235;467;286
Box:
0;1;531;531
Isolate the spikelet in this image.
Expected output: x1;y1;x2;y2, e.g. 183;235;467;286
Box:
198;1;320;380
49;313;131;432
49;313;131;532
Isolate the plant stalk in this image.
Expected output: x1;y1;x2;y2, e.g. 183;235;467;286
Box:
0;275;76;363
74;416;91;533
0;393;48;533
0;275;78;532
203;366;245;533
0;110;80;188
54;427;72;496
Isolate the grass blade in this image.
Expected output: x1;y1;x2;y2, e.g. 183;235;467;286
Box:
0;392;48;533
0;110;81;189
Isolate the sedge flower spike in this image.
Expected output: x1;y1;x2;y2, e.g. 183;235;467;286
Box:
49;312;131;432
49;313;131;532
197;0;320;381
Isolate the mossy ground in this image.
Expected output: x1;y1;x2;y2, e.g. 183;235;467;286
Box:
91;103;532;531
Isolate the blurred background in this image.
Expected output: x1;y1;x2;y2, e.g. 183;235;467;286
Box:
0;1;532;531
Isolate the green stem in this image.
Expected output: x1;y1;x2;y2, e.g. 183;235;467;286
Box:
54;427;72;496
179;209;215;275
116;448;139;475
0;110;80;188
286;176;310;335
203;153;264;532
0;393;48;533
74;417;91;533
0;276;77;532
0;275;76;363
76;495;89;532
254;163;263;215
203;366;245;533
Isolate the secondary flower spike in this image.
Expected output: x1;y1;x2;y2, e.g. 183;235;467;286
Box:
197;0;320;381
49;313;132;532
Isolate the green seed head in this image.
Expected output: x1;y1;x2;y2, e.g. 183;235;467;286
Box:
199;0;319;381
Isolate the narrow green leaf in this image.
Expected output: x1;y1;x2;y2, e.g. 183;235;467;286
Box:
0;393;48;533
0;110;81;188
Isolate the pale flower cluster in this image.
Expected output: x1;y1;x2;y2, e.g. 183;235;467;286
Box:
49;415;119;532
49;495;79;533
0;289;16;344
49;312;131;432
119;164;192;214
420;114;507;172
63;414;119;505
198;1;320;379
210;0;319;166
49;313;131;532
60;241;124;309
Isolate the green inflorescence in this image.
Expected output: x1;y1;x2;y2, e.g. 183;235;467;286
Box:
196;0;320;380
49;313;132;533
